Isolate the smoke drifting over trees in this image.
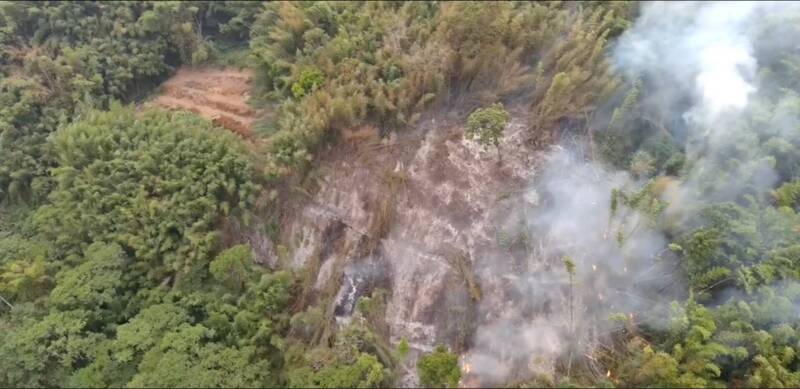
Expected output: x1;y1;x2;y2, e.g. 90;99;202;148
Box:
464;1;800;386
4;2;800;387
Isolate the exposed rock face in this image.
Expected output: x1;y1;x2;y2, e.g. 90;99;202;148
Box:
281;111;549;386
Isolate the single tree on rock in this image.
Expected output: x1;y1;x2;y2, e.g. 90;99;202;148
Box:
465;103;510;161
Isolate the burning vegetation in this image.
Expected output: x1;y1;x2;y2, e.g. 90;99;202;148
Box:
3;1;800;388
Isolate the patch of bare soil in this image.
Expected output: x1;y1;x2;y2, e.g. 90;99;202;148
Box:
149;66;257;138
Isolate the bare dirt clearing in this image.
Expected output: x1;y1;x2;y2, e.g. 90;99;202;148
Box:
149;66;258;138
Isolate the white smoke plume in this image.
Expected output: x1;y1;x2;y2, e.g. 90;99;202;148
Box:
462;1;800;386
614;2;759;127
614;1;800;205
463;148;680;386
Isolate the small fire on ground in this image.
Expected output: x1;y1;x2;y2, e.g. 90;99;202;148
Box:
459;356;481;388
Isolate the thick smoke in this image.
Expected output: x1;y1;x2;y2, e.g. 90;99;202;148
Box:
462;147;680;386
615;1;800;206
463;1;800;386
614;2;760;126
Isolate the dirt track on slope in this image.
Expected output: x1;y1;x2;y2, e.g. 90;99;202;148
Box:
150;67;257;138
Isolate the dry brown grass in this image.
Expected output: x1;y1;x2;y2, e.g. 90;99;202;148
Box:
441;244;482;303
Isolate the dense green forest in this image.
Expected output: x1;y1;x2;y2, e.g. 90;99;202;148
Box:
2;1;800;388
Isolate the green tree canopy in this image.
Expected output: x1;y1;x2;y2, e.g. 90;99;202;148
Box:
35;105;257;281
417;345;461;388
466;103;510;154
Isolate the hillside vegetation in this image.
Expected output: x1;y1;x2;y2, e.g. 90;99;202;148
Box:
2;1;800;388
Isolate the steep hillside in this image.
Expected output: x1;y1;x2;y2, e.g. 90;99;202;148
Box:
279;107;544;385
5;2;800;389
